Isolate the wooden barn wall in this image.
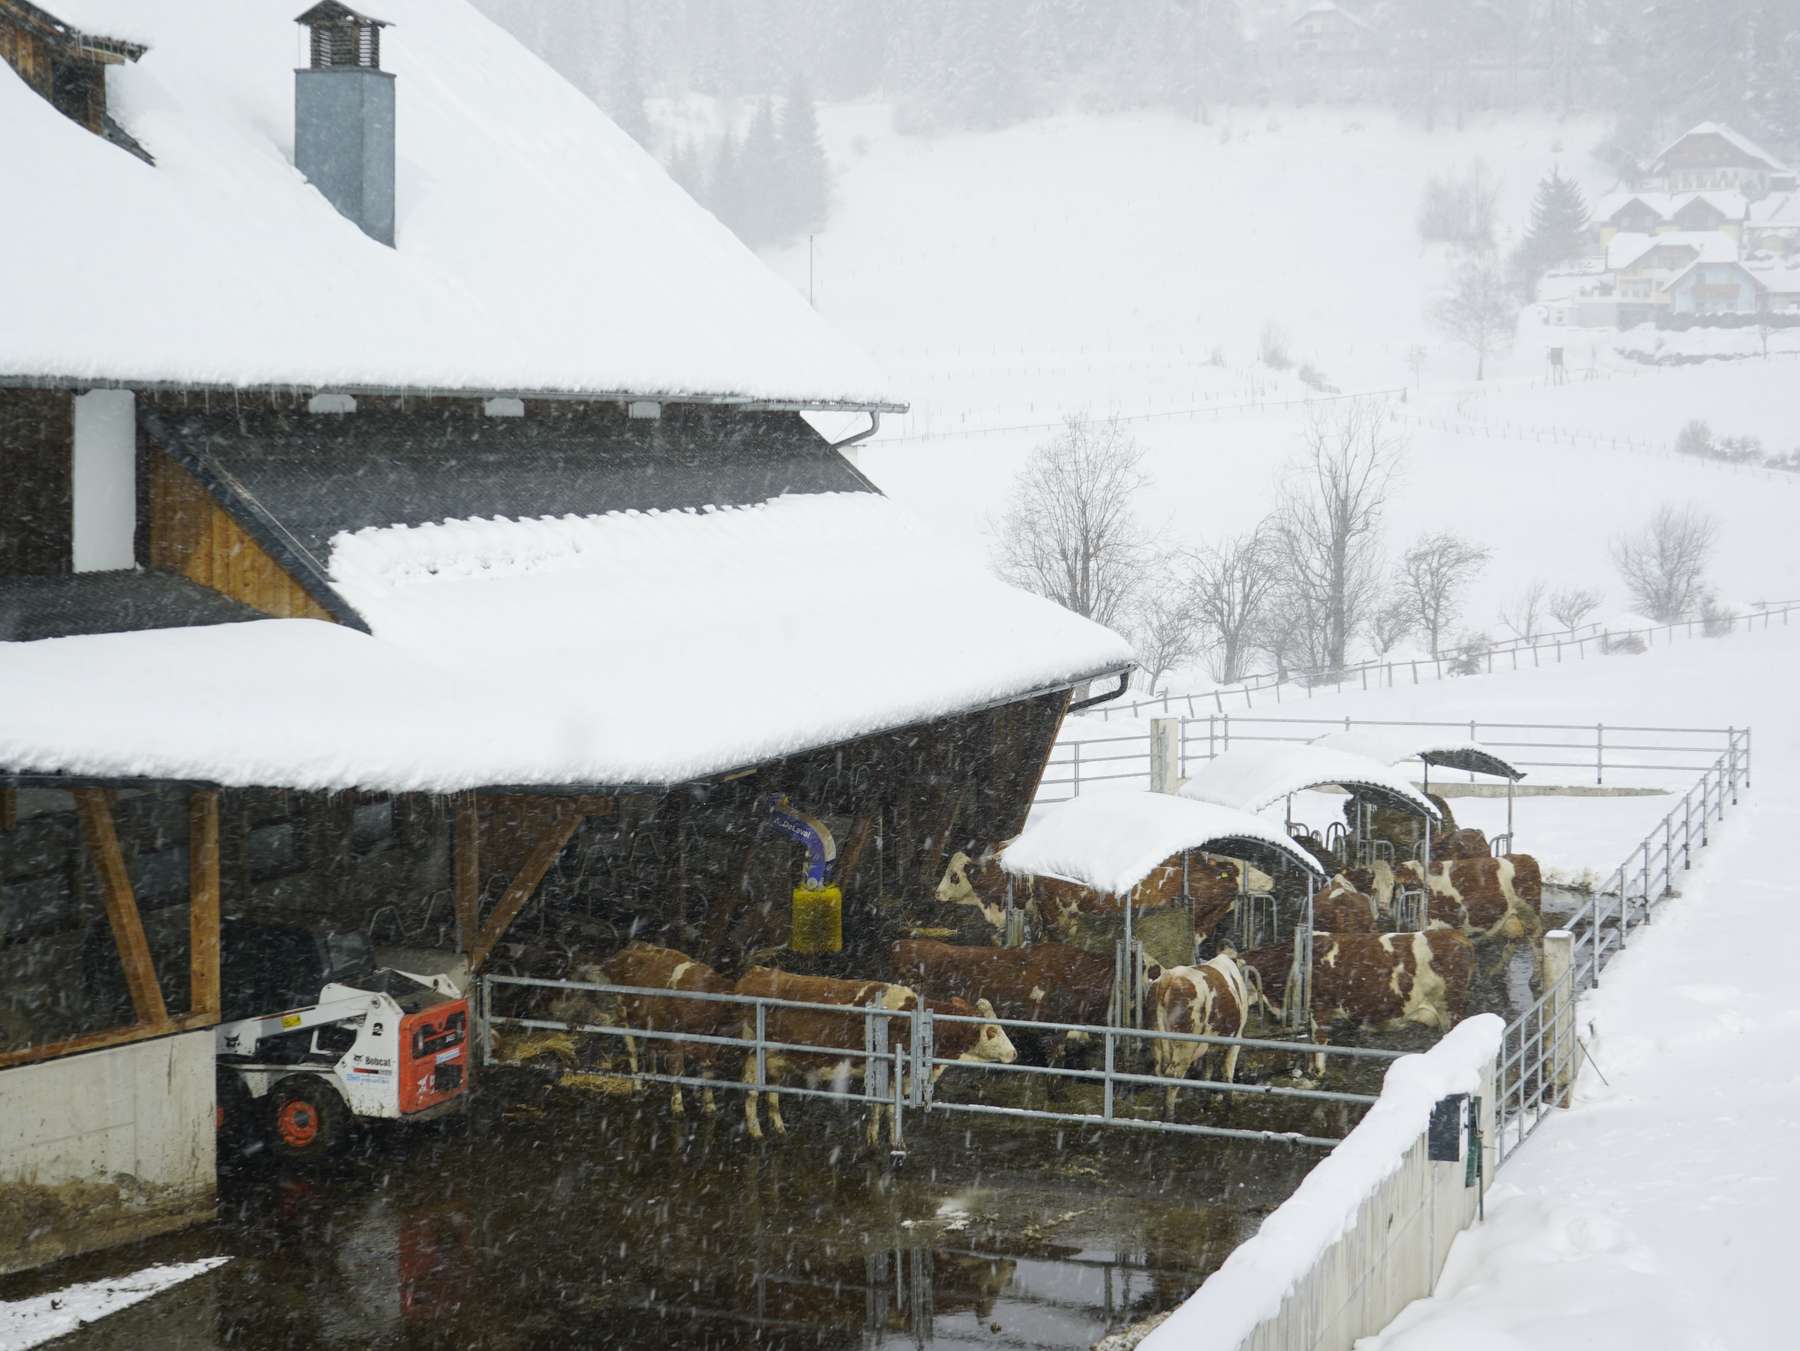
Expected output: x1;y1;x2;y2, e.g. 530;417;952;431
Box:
0;388;72;576
144;447;334;621
0;20;52;100
0;787;449;1053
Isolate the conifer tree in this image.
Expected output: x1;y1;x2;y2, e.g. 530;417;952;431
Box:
737;98;783;245
1517;167;1592;284
779;75;830;237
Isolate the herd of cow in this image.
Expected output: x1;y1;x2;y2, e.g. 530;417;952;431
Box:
529;801;1549;1145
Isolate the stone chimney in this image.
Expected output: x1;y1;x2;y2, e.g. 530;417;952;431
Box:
293;4;394;246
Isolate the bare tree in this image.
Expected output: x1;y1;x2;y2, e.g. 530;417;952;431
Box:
1393;531;1490;658
1268;400;1403;670
1549;585;1603;633
1369;593;1415;656
1431;255;1517;380
1497;578;1549;641
995;414;1149;629
1611;504;1719;623
1180;524;1278;685
1128;562;1199;695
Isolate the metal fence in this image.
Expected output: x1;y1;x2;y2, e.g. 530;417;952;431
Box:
477;974;1402;1152
1493;726;1751;1164
1035;714;1749;805
1095;601;1800;719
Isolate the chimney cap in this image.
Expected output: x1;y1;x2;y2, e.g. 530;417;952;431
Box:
295;3;390;30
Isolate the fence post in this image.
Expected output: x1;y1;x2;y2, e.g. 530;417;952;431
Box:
1150;718;1182;794
1223;713;1231;753
1595;723;1604;786
1544;930;1574;1108
1071;741;1082;800
1728;726;1739;804
1209;714;1217;762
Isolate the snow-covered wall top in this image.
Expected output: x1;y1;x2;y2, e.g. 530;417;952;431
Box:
0;1;896;408
1142;1015;1504;1351
0;495;1131;791
999;791;1327;894
1180;743;1443;820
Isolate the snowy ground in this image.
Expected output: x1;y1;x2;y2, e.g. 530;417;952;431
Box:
1340;630;1798;1347
0;1259;226;1350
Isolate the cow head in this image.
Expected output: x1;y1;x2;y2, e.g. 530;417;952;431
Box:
965;998;1018;1065
936;849;1007;931
1204;853;1274;896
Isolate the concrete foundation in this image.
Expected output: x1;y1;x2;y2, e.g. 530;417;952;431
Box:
0;1030;216;1275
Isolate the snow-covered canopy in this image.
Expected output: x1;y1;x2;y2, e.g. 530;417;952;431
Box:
0;1;896;409
1180;743;1443;821
1308;729;1524;782
1000;792;1328;895
0;494;1133;791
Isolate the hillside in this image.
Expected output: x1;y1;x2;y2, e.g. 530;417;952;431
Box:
762;106;1800;683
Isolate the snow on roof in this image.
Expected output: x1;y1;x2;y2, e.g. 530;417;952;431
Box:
0;1;896;409
1651;122;1791;175
1747;260;1800;294
1308;729;1524;781
1748;191;1800;227
999;792;1328;895
1606;231;1737;271
0;494;1133;791
1597;191;1747;222
1179;743;1442;820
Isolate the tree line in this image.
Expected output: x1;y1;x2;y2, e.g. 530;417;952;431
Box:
996;404;1724;694
475;0;1800;159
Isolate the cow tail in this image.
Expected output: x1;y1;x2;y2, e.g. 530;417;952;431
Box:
1241;960;1271;1030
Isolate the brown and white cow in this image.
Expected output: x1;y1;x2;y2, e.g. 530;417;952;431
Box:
732;967;1016;1144
1148;954;1255;1119
598;943;738;1117
935;848;1269;944
1395;855;1544;941
1313;875;1380;932
1240;929;1474;1036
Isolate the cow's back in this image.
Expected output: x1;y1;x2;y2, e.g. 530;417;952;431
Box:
1420;929;1474;1020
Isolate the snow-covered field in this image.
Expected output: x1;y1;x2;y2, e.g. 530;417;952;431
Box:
766;105;1800;682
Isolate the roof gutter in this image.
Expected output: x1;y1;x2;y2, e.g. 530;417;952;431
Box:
0;373;907;416
1069;670;1131;712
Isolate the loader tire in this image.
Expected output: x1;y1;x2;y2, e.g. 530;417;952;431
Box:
268;1076;346;1163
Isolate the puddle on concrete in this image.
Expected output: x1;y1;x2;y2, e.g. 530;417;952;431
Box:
10;1074;1315;1350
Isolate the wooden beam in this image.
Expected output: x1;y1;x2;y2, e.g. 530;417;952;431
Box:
453;793;481;953
464;811;580;973
0;1012;211;1072
188;790;221;1021
835;813;875;890
73;789;168;1026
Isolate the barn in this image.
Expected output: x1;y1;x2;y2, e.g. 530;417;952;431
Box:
0;0;1131;1273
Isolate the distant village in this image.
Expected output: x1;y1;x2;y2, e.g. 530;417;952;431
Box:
1542;122;1800;331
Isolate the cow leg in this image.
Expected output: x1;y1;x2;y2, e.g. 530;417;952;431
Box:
866;1105;882;1149
701;1075;718;1118
670;1048;686;1117
1222;1042;1241;1085
767;1087;787;1136
623;1031;641;1081
742;1057;763;1141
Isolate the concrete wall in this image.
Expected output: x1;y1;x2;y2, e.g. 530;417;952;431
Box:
1239;1071;1497;1351
0;1030;216;1275
1140;1017;1504;1351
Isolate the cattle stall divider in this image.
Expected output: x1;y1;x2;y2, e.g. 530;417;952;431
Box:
476;976;1405;1151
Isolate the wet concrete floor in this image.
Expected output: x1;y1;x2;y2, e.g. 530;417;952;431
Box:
7;1071;1321;1350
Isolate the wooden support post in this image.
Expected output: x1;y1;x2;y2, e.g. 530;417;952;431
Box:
835;814;875;891
73;789;169;1027
464;810;581;974
454;793;481;954
1543;928;1575;1108
188;790;221;1020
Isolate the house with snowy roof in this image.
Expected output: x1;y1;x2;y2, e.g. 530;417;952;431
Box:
1646;122;1794;198
0;0;1131;1272
1593;191;1747;248
1744;190;1800;260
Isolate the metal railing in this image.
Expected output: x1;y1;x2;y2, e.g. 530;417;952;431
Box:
1493;725;1751;1164
477;974;1403;1152
1096;601;1800;718
1035;715;1749;804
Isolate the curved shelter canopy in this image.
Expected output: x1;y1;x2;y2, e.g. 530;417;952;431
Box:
1179;743;1444;821
1001;792;1330;896
1309;729;1526;782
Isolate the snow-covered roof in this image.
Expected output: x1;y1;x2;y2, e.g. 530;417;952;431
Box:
0;1;897;410
1665;259;1762;294
1607;231;1737;272
1596;191;1747;222
0;494;1133;791
1748;191;1800;227
1747;260;1800;295
1180;743;1442;820
999;792;1328;895
1651;122;1791;175
1308;729;1524;782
